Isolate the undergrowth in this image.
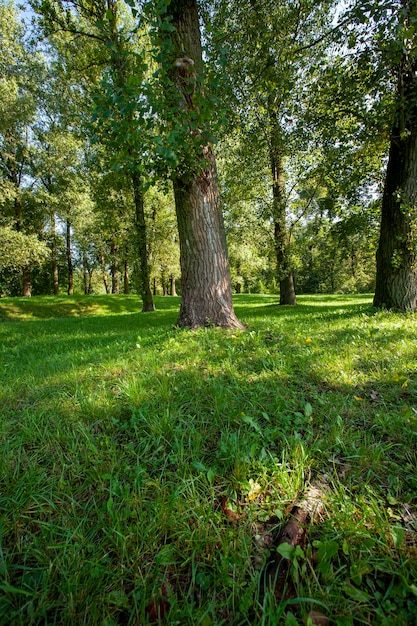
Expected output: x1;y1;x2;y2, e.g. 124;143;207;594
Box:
0;294;416;625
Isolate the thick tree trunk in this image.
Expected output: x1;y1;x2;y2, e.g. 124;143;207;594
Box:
373;126;417;310
22;266;32;297
173;149;243;327
66;219;73;296
131;172;155;311
280;274;296;306
165;0;244;329
269;106;296;306
374;10;417;311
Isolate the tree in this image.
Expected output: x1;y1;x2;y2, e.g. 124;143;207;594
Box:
205;0;336;305
0;0;45;295
154;0;244;328
31;0;155;310
373;0;417;310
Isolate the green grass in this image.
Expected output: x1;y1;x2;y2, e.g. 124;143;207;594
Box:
0;293;416;625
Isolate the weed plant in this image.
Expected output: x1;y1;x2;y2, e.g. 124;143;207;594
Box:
0;294;416;625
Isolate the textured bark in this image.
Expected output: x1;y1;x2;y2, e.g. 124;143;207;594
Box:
374;8;417;311
173;148;243;327
269;107;296;306
373;124;417;310
166;0;244;328
66;220;73;296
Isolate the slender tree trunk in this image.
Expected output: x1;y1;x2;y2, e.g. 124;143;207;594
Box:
14;194;31;296
88;269;93;294
99;250;110;294
170;275;177;296
111;239;120;294
123;259;130;294
131;172;155;311
165;0;244;328
66;219;73;296
51;212;59;295
83;253;89;295
269;106;296;306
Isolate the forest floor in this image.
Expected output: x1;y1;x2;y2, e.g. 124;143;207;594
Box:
0;293;416;625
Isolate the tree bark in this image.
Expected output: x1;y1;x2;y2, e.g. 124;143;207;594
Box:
99;249;110;294
269;106;296;306
374;6;417;311
14;194;32;297
123;258;130;294
66;219;73;296
165;0;244;329
22;266;32;297
170;275;177;296
131;172;155;311
51;212;59;295
110;238;120;294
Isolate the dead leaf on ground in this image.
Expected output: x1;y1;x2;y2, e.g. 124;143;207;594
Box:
305;610;329;625
369;389;380;402
146;583;170;623
221;496;241;523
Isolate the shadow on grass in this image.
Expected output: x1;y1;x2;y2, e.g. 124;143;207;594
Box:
1;293;416;624
0;294;181;322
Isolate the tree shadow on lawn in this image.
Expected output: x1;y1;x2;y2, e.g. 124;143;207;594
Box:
2;298;416;624
0;294;181;321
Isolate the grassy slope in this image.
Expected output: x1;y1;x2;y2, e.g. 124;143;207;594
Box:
0;294;416;625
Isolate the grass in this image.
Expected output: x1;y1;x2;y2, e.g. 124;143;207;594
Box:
0;293;416;625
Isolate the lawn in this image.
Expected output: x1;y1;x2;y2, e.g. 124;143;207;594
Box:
0;294;416;625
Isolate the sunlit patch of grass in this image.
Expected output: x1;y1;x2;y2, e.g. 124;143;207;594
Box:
1;294;416;624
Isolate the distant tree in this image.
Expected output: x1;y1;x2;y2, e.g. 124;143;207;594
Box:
206;0;337;305
31;0;155;310
0;1;45;295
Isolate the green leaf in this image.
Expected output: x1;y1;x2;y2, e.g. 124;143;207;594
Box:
391;526;405;548
192;461;206;472
285;612;299;626
304;402;313;417
316;540;339;563
342;584;371;603
206;469;215;485
0;583;33;597
277;542;295;559
241;414;263;433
